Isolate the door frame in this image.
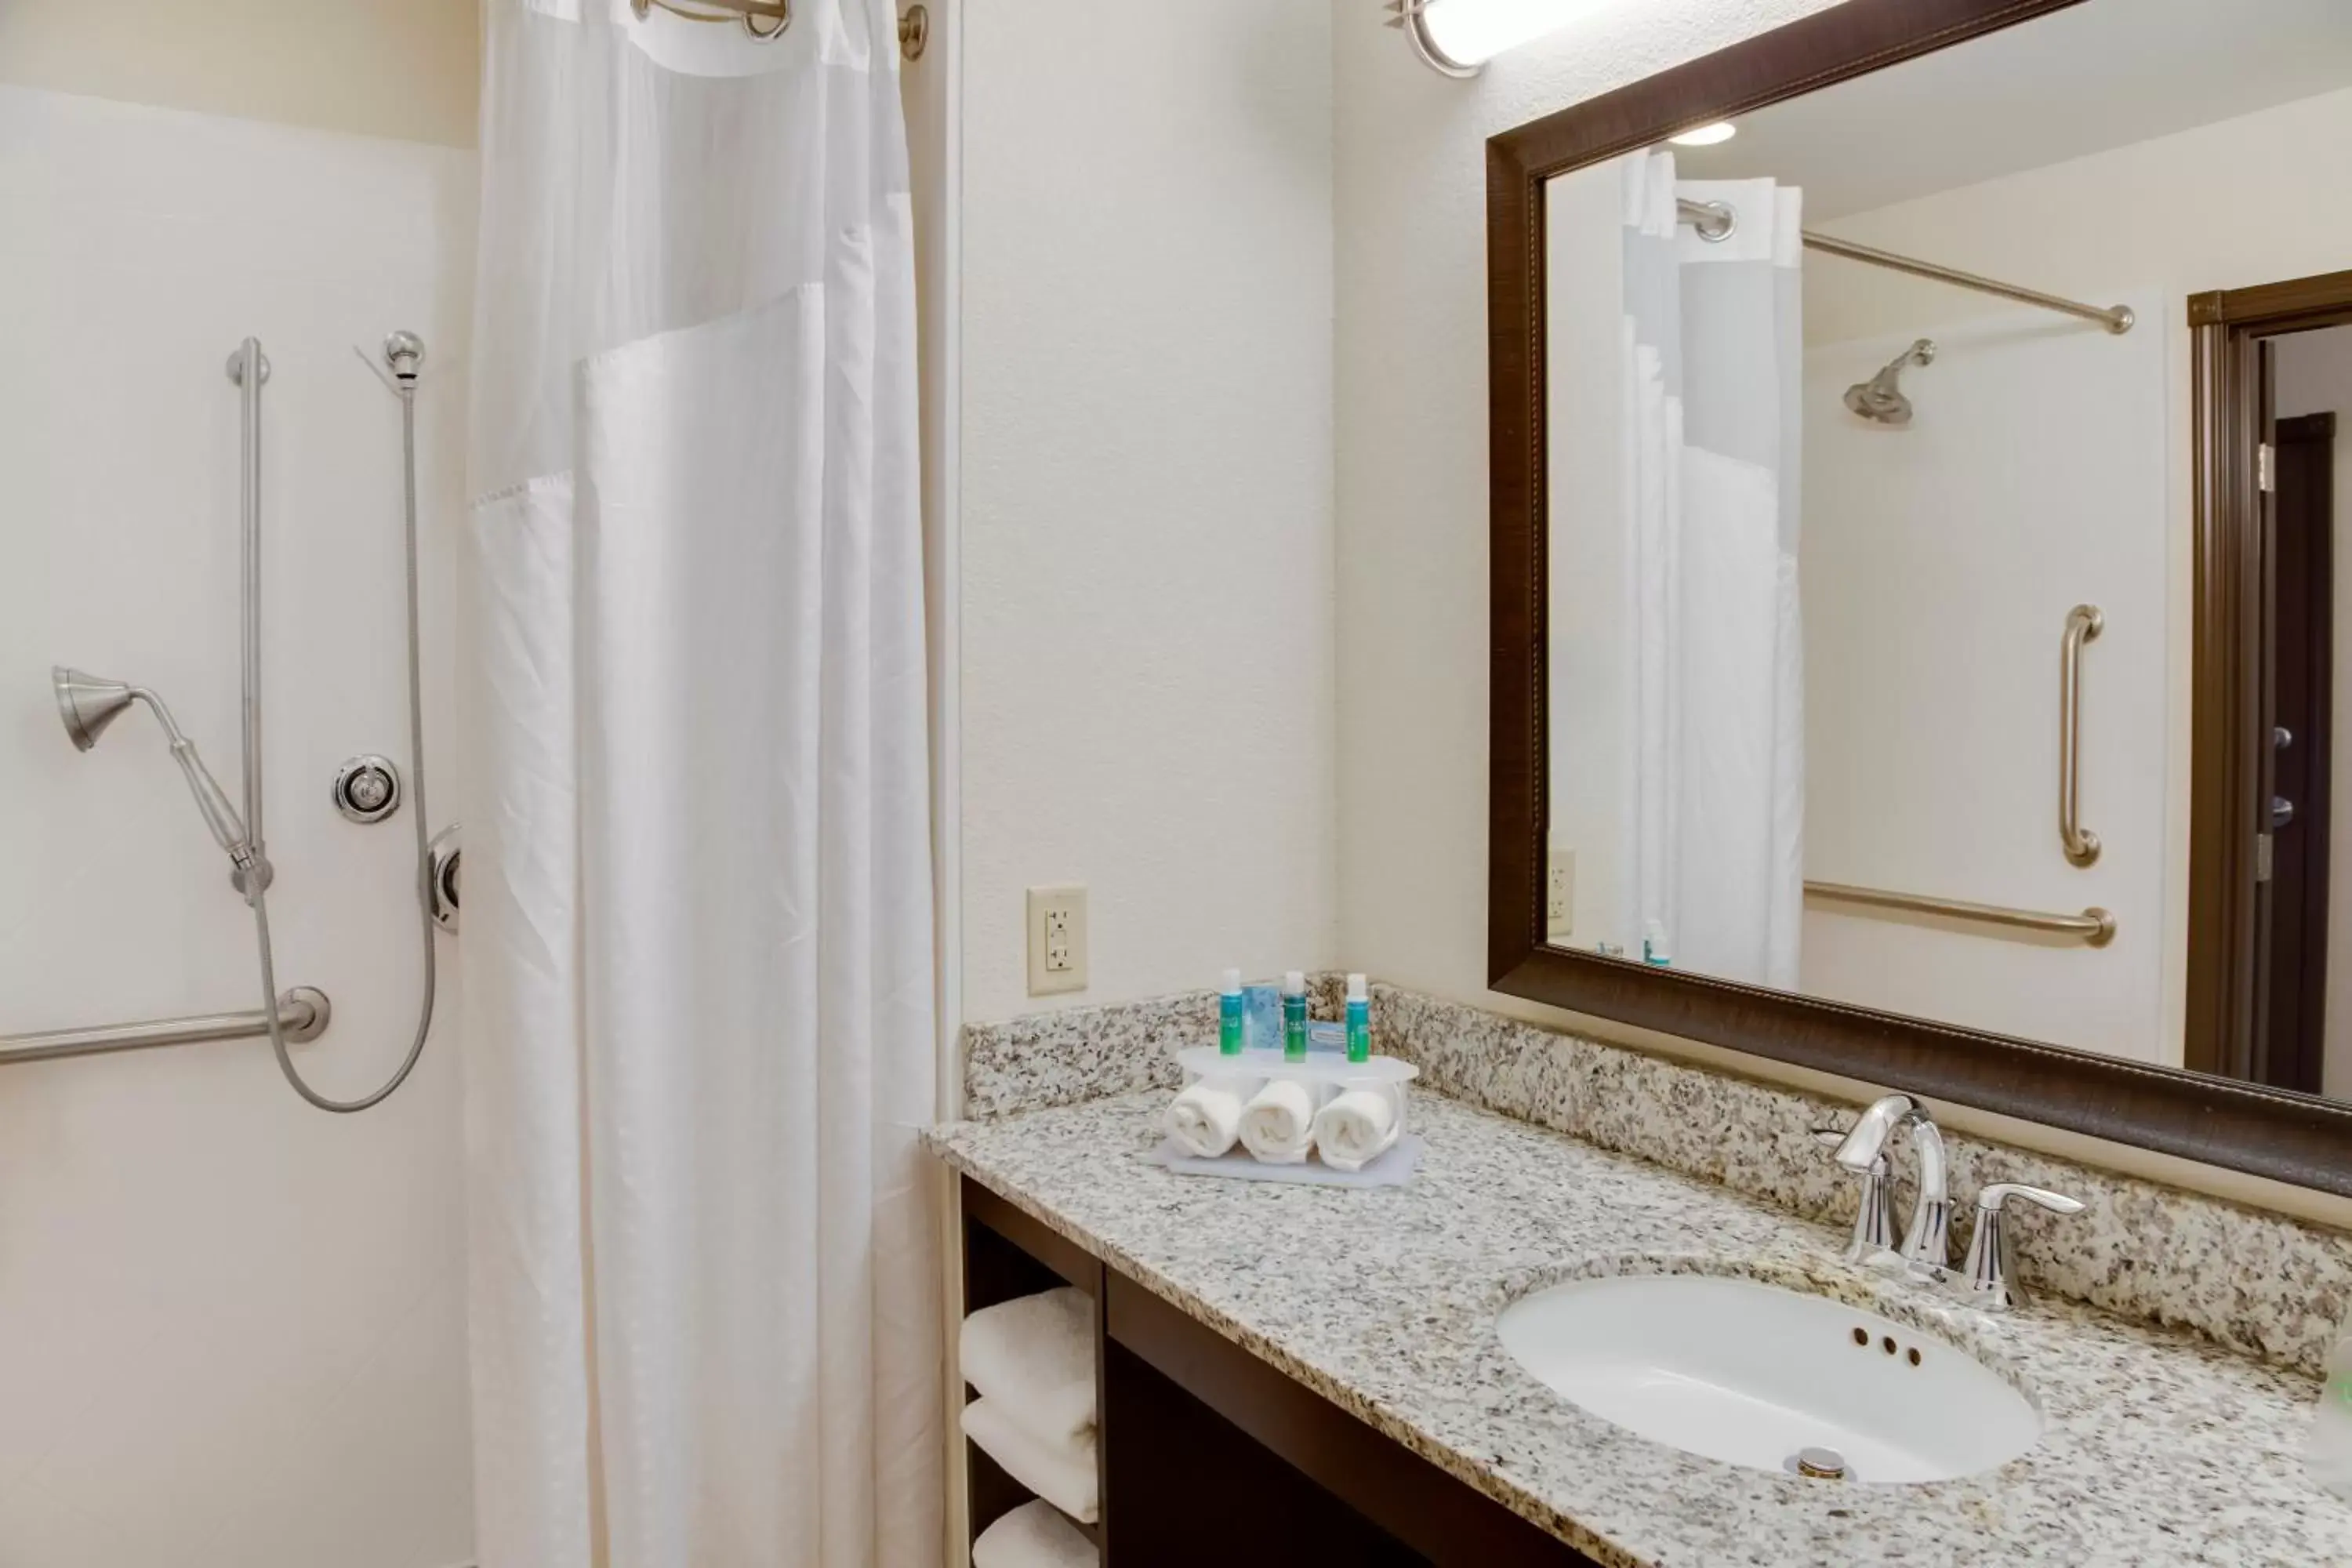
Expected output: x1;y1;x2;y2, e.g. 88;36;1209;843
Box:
2185;270;2352;1079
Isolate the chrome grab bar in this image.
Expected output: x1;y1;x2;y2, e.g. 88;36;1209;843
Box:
1806;880;2114;948
2060;604;2103;867
0;988;331;1065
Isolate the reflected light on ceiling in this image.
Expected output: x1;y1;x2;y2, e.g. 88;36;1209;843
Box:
1414;0;1608;72
1668;121;1738;147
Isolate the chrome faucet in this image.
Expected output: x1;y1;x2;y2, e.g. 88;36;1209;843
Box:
1828;1094;1953;1282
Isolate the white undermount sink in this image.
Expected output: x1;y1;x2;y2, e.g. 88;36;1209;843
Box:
1497;1272;2039;1483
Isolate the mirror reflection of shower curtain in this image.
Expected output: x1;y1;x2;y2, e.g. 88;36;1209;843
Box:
460;3;939;1565
1615;151;1804;988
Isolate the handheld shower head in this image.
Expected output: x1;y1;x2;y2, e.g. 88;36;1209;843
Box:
53;666;137;751
49;665;267;887
1843;338;1936;427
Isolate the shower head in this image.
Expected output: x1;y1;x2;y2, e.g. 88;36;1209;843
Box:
49;665;265;884
53;666;137;751
1843;338;1936;427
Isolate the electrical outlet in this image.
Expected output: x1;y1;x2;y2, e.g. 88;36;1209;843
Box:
1026;884;1089;996
1546;849;1575;938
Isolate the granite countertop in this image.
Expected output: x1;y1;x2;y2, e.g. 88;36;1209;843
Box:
926;1088;2352;1567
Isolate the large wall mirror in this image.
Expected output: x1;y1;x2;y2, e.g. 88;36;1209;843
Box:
1489;0;2352;1194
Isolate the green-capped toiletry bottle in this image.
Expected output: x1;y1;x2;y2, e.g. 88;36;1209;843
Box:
1281;971;1308;1062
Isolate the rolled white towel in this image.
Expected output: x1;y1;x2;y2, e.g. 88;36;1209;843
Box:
963;1396;1099;1523
1163;1074;1265;1160
1312;1085;1400;1173
960;1287;1095;1445
1238;1078;1328;1165
974;1499;1098;1568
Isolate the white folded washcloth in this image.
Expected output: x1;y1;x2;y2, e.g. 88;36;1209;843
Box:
1163;1074;1266;1159
1312;1085;1400;1173
1238;1078;1328;1165
974;1498;1098;1568
960;1287;1096;1446
963;1396;1099;1523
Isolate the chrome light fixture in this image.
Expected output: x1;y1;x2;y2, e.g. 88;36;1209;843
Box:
1388;0;1603;77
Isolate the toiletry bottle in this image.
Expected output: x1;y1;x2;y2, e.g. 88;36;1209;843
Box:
2310;1314;2352;1501
1218;968;1243;1057
1345;973;1370;1063
1281;971;1308;1062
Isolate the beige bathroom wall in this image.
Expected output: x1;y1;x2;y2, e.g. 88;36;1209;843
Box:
0;0;480;147
1330;0;2352;1229
956;0;1338;1023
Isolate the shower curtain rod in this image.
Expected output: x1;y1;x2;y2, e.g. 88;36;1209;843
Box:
628;0;930;56
1675;198;2133;334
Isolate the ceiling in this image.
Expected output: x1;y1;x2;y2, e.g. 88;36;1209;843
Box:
1671;0;2352;220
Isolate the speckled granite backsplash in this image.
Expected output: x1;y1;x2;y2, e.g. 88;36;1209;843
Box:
961;979;2352;1376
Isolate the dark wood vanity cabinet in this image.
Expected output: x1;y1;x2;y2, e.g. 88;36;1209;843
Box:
960;1177;1597;1568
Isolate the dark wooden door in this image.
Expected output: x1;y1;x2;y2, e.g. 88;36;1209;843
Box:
2258;409;2336;1094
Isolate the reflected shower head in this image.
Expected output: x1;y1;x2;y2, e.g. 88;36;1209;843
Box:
53;666;137;751
1843;338;1936;427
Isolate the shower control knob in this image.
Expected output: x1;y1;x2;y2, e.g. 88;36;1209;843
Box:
332;754;402;824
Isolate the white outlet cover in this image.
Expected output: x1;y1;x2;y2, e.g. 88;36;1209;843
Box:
1026;884;1088;996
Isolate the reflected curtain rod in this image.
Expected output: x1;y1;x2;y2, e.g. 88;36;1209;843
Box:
1675;198;2133;335
626;0;930;57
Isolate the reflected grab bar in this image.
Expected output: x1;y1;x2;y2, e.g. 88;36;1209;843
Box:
2060;604;2103;866
1805;881;2114;948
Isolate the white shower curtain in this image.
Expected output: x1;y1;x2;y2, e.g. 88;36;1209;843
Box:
460;4;939;1566
1615;150;1805;988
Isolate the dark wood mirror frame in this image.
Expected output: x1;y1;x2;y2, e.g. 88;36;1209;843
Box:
1486;0;2352;1197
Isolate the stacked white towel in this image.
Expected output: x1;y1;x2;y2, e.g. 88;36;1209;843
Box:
961;1287;1100;1523
1163;1073;1267;1158
1312;1083;1402;1172
960;1287;1095;1443
1237;1078;1331;1165
973;1499;1097;1568
963;1397;1099;1523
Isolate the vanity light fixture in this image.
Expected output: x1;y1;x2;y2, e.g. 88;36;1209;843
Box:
1387;0;1610;78
1668;121;1737;147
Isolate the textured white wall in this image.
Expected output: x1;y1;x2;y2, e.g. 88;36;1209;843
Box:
0;89;474;1566
958;0;1337;1022
0;0;480;147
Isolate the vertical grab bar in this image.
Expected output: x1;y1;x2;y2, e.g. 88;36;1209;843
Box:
227;338;270;893
2060;604;2103;866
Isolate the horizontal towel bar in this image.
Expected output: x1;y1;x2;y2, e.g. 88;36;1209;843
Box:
1805;880;2114;948
0;986;330;1066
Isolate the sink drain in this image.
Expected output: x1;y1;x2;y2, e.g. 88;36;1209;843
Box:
1789;1446;1851;1481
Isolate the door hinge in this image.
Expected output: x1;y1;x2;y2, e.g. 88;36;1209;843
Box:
2256;831;2276;882
2259;441;2277;493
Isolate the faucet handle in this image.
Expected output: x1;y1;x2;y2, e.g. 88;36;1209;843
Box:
1961;1184;2084;1312
1977;1182;2085;1218
1813;1126;1896;1263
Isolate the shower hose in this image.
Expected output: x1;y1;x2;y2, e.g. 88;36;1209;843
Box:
243;368;435;1114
